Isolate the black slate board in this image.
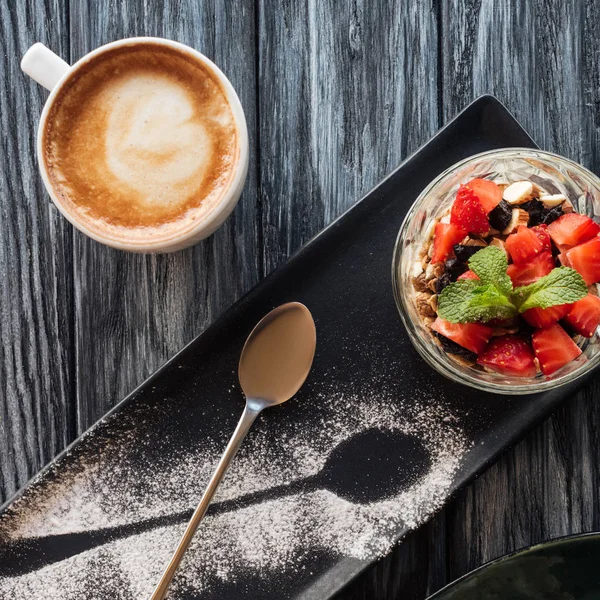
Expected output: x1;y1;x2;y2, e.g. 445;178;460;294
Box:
0;96;590;600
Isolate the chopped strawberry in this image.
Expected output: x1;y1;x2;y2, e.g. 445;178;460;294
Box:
467;178;503;213
477;335;537;377
532;323;582;375
450;185;489;234
557;252;571;267
530;224;551;251
548;213;600;248
506;251;554;287
431;222;467;263
522;303;573;329
505;226;544;265
458;270;480;280
566;237;600;285
563;293;600;337
431;318;493;355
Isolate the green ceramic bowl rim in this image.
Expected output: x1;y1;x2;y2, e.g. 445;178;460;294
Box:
427;531;600;599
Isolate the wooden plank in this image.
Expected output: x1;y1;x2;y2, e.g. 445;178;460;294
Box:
0;2;74;504
441;0;594;161
68;0;260;431
258;2;440;598
257;0;439;272
439;0;600;591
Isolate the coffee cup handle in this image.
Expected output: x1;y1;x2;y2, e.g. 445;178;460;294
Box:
21;43;70;91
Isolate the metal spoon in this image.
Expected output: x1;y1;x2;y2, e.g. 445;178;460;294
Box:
150;302;317;600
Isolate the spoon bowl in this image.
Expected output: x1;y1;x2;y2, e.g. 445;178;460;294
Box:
239;302;317;406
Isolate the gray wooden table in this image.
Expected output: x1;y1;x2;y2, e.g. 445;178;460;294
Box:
1;1;599;598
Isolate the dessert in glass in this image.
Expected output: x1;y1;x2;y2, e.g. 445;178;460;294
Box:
393;149;600;394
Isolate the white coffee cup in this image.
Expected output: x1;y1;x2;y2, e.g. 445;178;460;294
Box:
21;37;249;253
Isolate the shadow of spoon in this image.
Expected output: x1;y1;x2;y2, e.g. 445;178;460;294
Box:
0;428;431;577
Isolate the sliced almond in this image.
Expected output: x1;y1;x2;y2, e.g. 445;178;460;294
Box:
503;181;535;205
489;237;509;258
411;261;424;278
428;294;438;313
516;208;529;228
502;208;522;234
425;262;445;279
562;199;574;213
463;238;487;247
540;193;566;207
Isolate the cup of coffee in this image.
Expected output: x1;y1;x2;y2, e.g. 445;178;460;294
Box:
21;37;249;252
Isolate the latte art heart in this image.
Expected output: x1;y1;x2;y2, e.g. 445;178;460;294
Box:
106;77;212;206
42;44;239;245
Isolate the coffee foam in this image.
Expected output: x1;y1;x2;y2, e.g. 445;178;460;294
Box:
42;44;239;245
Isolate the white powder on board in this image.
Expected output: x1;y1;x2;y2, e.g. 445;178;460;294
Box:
0;385;470;599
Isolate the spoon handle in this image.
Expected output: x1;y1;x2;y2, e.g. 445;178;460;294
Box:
150;402;262;600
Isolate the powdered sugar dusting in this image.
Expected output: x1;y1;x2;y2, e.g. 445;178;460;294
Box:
0;384;470;599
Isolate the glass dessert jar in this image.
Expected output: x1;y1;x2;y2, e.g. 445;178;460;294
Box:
392;148;600;394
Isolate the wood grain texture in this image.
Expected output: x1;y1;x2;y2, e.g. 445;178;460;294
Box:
441;0;595;161
3;0;600;598
257;0;439;272
0;1;74;503
68;0;260;431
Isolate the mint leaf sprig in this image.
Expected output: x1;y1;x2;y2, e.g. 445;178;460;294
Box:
512;267;588;311
437;247;587;324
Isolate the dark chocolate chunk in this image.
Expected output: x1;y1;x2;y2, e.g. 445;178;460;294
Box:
520;198;541;211
433;332;478;361
522;198;562;226
488;199;513;231
445;257;468;281
435;272;452;294
453;244;484;263
523;199;545;226
539;204;563;225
